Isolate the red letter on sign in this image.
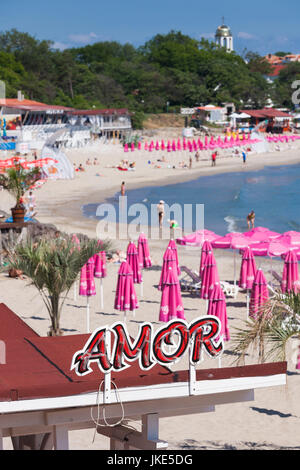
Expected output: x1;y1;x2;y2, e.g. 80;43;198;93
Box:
71;328;111;376
189;317;223;363
153;320;189;365
112;323;153;371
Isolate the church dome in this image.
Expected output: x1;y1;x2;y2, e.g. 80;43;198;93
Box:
215;24;232;38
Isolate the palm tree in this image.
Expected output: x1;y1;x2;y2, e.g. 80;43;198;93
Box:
8;236;111;336
232;291;300;365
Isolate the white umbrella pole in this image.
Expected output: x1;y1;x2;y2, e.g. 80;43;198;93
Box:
100;278;104;309
140;281;143;298
124;310;127;322
86;297;90;333
133;309;136;318
234;250;237;287
206;299;209;314
246;290;249;320
218;337;223;368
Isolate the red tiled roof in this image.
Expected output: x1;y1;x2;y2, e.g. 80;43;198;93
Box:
240;108;291;118
268;65;287;77
68;108;130;116
0;99;73;112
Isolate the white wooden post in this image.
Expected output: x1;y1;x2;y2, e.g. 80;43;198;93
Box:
142;413;159;442
104;330;111;404
53;425;69;450
189;336;196;395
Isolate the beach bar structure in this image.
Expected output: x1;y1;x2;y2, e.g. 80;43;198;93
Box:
0;97;132;143
240;108;292;133
0;303;286;450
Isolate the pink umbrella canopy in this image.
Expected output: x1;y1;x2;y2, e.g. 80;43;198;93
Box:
79;257;96;296
94;251;107;278
114;261;139;312
199;241;213;277
126;242;142;284
243;227;280;243
281;250;300;294
239;246;257;290
176;229;219;247
167;239;180;275
158;246;179;291
279;230;300;247
212;232;243;249
267;239;292;258
207;283;230;341
137;233;152;268
249;269;269;319
200;251;220;299
159;267;185;322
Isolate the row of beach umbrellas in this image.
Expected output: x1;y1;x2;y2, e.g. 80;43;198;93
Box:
124;134;261;153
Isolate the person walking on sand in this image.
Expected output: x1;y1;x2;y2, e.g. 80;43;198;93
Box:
242;150;247;164
247;210;255;229
189;156;192;169
157;200;165;228
211;151;217;167
121;181;126;196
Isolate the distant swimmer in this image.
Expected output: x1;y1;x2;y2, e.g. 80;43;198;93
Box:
247;210;255;229
157;200;165;228
121;181;125;196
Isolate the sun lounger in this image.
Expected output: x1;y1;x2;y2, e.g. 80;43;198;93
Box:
179;266;201;293
268;270;282;287
220;281;239;299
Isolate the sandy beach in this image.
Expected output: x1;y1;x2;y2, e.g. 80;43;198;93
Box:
1;130;300;450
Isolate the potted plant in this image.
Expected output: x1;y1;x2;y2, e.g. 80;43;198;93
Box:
0;164;40;223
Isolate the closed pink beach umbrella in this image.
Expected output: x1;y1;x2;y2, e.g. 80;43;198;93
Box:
158;246;179;291
126;242;142;284
161;140;165;150
167;239;180;275
172;140;176;151
239;246;257;290
281;250;300;294
155;140;160;150
183;139;187;150
124;143;129;153
199;241;213;277
144;141;149;151
79;257;96;332
138;233;152;268
159;267;185;322
114;261;139;320
177;138;181;150
200;251;220;299
131;142;135;151
137;141;142;150
249;269;269;319
207;283;230;341
94;251;107;309
167;141;171;152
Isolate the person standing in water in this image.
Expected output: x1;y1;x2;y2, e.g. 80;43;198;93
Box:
157;200;165;228
121;181;126;196
247;210;255;229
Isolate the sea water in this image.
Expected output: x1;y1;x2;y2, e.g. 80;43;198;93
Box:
82;164;300;236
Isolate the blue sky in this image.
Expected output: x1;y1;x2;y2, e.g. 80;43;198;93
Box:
2;0;300;55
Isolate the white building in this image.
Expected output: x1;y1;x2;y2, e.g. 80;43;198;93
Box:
215;21;234;52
